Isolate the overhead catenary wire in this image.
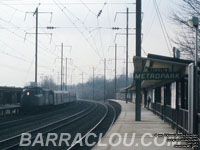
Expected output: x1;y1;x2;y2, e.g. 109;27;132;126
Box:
154;0;173;49
53;0;103;59
143;0;158;39
0;20;59;60
0;9;61;62
96;19;105;58
1;2;135;6
153;0;172;56
0;1;25;13
79;0;96;16
0;22;59;81
57;0;104;58
0;0;140;86
97;0;108;18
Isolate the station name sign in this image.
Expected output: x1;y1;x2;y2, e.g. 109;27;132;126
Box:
134;72;180;80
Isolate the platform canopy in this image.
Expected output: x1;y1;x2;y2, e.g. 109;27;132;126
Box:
130;54;192;90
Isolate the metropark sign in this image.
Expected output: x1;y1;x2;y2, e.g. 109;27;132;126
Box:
133;72;180;81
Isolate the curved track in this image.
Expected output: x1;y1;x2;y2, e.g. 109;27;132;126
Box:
67;100;121;150
0;101;94;150
0;100;122;150
0;101;82;130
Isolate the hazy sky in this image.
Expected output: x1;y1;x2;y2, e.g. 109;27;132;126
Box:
0;0;182;87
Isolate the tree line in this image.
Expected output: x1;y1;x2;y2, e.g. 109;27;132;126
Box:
40;75;133;101
74;75;133;101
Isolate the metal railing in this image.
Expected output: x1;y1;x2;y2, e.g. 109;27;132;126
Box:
151;102;189;134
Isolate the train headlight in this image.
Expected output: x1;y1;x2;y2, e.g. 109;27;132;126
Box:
27;92;30;96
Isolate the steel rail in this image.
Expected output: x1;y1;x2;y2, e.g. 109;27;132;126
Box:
106;103;117;131
0;102;96;150
67;102;114;150
0;101;82;129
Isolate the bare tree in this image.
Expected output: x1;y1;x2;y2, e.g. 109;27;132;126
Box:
171;0;200;60
40;76;57;90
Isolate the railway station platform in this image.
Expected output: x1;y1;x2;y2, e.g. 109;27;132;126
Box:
0;104;20;116
93;100;191;150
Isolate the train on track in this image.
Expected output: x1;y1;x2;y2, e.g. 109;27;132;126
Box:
21;86;76;109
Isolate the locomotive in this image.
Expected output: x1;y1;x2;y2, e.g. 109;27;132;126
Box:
21;86;76;109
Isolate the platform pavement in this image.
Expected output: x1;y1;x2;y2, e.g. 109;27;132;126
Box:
0;104;20;116
93;100;191;150
0;104;20;110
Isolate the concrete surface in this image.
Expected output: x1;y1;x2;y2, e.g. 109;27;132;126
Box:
93;100;192;150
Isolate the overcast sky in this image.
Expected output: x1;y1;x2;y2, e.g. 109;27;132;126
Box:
0;0;182;87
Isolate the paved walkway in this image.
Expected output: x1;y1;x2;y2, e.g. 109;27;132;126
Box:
93;100;191;150
0;104;20;110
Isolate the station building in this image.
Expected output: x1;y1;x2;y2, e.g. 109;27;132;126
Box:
125;53;200;136
0;87;22;105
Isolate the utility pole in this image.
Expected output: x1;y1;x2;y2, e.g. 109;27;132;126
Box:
104;58;106;103
25;8;52;85
188;16;199;134
108;45;125;100
71;75;73;90
135;0;142;121
194;21;199;134
61;43;63;91
66;58;68;91
93;67;95;101
34;8;38;84
115;43;117;99
57;72;59;90
125;8;129;103
54;45;71;91
81;72;83;98
114;8;134;103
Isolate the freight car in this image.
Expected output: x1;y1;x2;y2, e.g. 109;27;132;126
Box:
21;86;76;109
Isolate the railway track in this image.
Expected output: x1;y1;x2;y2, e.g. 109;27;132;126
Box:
0;101;96;150
67;100;121;150
109;100;122;122
0;101;83;130
0;101;90;141
0;101;76;123
0;100;122;150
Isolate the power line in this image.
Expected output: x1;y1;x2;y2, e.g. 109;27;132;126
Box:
57;0;104;58
97;0;108;18
24;7;53;83
79;0;96;16
2;2;134;6
0;12;62;63
0;38;28;59
96;20;105;57
153;0;172;56
0;21;59;62
154;0;172;49
53;0;103;59
0;50;30;63
0;1;25;13
143;0;158;38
